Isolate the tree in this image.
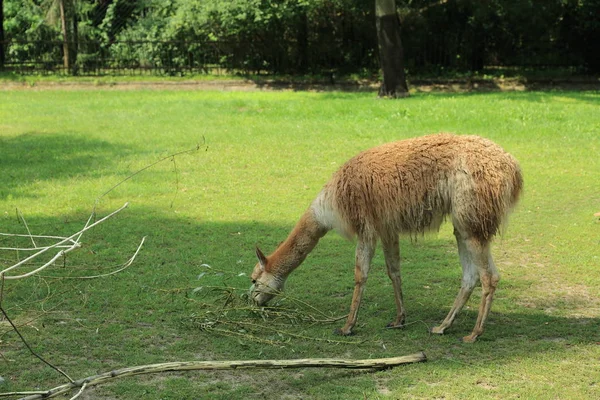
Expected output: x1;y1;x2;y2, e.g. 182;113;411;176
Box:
57;0;78;74
375;0;408;98
0;0;4;70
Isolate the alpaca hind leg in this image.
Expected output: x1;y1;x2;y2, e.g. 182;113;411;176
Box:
462;243;499;343
381;234;405;328
336;235;376;336
431;229;479;335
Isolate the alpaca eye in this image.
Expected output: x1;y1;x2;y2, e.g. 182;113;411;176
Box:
252;279;257;284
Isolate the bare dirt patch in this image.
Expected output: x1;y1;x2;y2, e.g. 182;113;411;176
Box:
1;77;598;93
516;280;600;319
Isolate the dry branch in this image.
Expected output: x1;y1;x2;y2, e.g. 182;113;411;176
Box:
3;352;426;400
0;145;202;398
0;203;130;279
53;236;147;280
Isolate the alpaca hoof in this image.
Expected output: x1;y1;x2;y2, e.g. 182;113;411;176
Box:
430;326;445;335
461;334;478;343
334;328;354;336
386;322;405;329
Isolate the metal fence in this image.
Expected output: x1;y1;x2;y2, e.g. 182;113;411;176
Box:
2;40;239;75
2;37;376;76
0;37;584;76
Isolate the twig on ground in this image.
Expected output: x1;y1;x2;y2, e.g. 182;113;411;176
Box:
93;143;204;208
185;281;359;346
220;319;365;345
0;144;209;400
0;273;4;307
41;236;147;280
68;382;87;400
0;306;74;383
1;352;426;400
1;203;129;280
0;233;79;242
15;208;38;249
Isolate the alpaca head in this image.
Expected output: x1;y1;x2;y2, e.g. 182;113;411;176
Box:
249;247;284;306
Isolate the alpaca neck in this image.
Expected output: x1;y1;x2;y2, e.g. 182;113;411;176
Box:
269;209;329;279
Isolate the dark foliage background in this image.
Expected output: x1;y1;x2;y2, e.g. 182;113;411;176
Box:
1;0;599;75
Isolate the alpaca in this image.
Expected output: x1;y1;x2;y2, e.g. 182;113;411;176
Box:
250;133;522;342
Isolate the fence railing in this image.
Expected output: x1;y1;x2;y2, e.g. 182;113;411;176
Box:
0;38;584;76
2;40;238;75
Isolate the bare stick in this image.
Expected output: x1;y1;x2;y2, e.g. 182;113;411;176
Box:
0;233;79;254
0;274;4;310
94;143;203;205
1;143;201;274
0;392;47;398
219;320;364;345
1;203;129;278
0;306;74;383
68;382;87;400
0;233;78;241
2;244;80;280
16;208;37;249
3;352;426;400
59;236;146;280
74;209;96;245
0;244;75;252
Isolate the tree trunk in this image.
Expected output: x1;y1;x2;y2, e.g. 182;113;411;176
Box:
0;0;5;71
58;0;78;75
297;10;309;74
376;0;409;98
72;3;78;74
59;0;70;71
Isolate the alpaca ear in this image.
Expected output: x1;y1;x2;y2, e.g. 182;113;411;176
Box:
255;247;267;271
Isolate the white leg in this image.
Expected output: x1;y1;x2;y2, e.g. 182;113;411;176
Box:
431;228;479;335
463;241;499;343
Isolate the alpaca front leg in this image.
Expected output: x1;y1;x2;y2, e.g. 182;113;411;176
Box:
336;236;376;336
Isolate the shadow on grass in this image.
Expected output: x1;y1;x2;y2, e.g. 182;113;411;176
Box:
304;88;600;110
1;210;598;398
243;74;600;96
0;72;25;82
0;132;133;199
407;87;600;105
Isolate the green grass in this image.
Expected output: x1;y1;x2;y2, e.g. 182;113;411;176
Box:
0;87;599;399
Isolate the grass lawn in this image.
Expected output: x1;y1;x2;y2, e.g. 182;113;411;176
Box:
0;86;599;399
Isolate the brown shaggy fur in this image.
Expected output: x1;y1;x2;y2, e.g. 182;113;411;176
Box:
326;133;522;242
250;133;522;342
